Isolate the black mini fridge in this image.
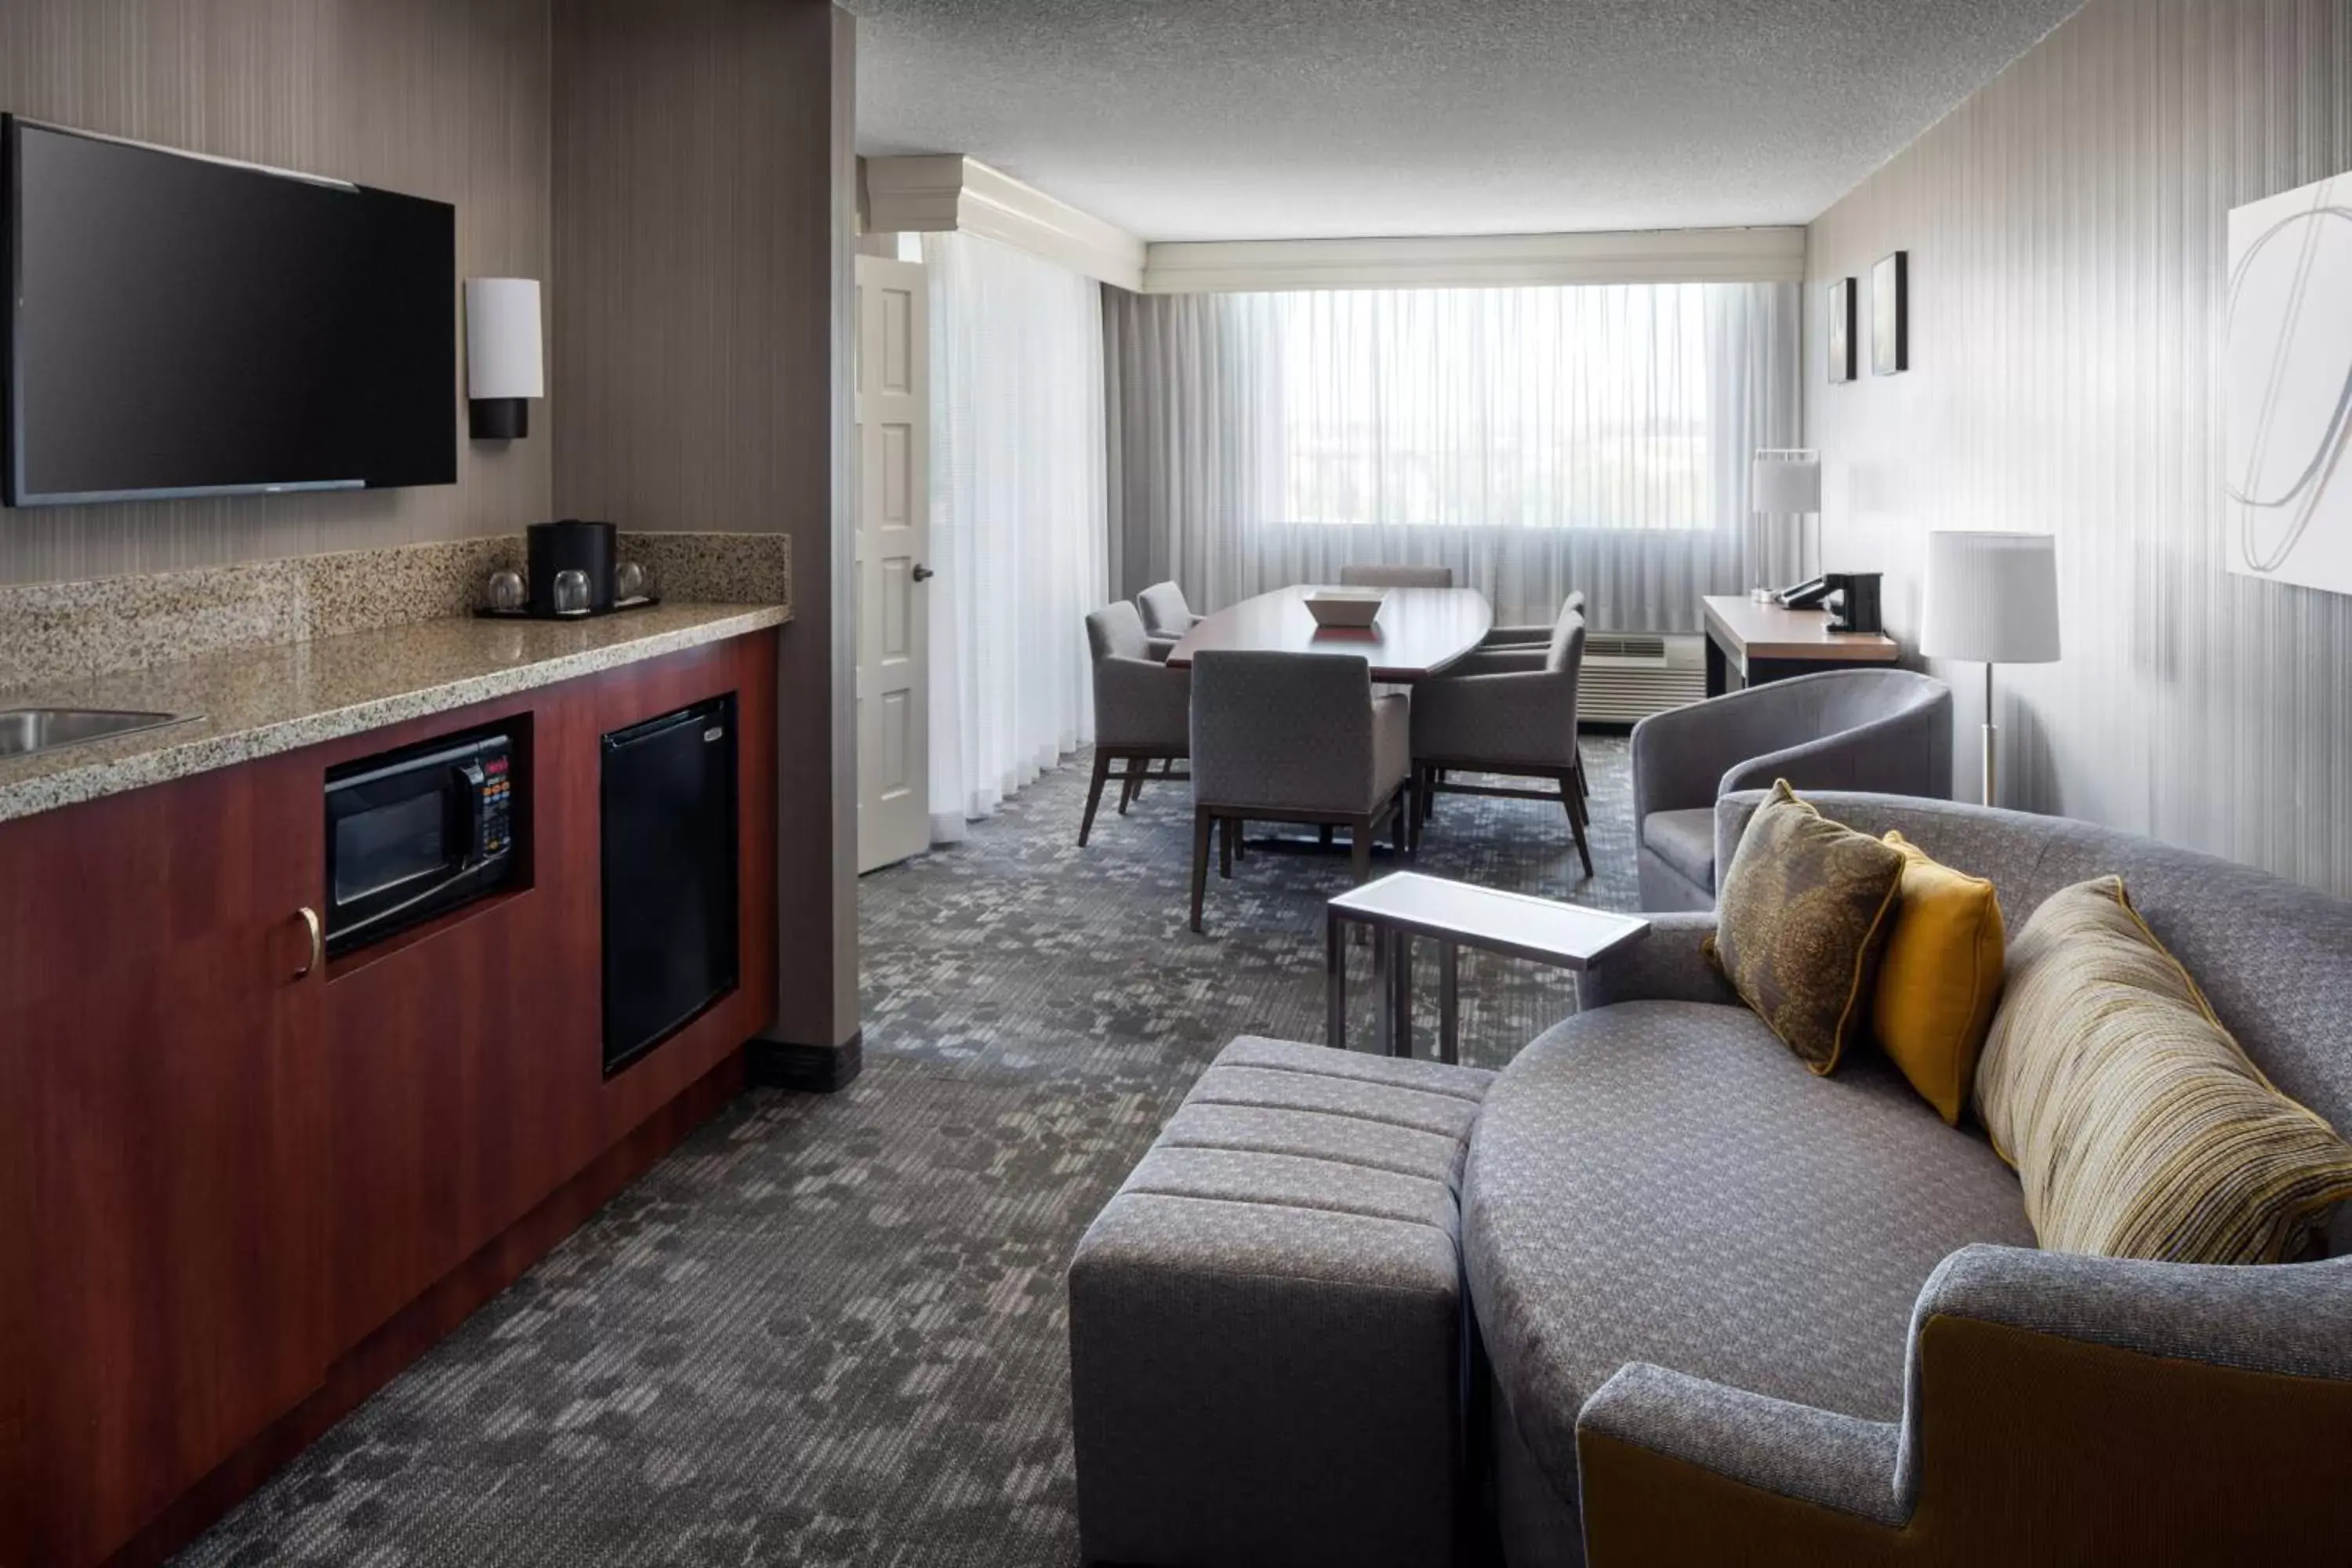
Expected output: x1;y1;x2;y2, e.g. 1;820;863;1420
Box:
601;694;739;1076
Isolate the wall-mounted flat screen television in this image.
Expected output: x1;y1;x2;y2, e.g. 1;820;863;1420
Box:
2;116;456;506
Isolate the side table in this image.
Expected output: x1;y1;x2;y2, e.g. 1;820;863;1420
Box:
1327;873;1651;1062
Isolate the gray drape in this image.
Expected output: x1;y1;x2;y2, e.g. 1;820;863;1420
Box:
1102;281;1801;635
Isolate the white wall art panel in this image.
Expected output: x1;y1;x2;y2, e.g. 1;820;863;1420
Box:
2226;169;2352;597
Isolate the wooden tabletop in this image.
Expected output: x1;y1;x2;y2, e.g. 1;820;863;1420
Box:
1165;585;1494;682
1700;594;1900;662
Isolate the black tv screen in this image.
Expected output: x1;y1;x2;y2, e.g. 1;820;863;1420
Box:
3;116;456;506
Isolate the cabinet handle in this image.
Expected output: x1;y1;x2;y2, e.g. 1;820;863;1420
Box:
294;907;323;978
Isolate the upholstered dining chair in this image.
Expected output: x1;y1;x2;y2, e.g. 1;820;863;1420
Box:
1134;580;1201;646
1630;666;1954;909
1482;589;1585;648
1187;650;1410;933
1338;564;1454;589
1409;605;1595;878
1080;603;1192;847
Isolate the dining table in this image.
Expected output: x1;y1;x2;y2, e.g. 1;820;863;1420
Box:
1162;584;1494;683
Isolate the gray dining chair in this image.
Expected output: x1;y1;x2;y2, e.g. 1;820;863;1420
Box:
1483;589;1585;648
1630;666;1954;910
1080;602;1192;847
1338;564;1454;589
1187;650;1411;933
1135;580;1201;645
1409;606;1594;878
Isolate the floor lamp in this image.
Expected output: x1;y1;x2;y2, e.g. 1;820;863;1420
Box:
1920;531;2061;806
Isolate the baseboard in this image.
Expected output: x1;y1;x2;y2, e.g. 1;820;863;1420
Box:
748;1028;862;1092
103;1048;748;1568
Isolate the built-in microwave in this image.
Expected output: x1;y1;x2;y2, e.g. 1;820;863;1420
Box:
323;728;518;956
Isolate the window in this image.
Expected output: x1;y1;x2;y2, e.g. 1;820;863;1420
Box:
1235;282;1740;533
1102;277;1798;633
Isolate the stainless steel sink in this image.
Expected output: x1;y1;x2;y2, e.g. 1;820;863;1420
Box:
0;707;197;758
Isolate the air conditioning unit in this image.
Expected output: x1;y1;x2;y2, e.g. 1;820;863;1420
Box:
1579;633;1707;723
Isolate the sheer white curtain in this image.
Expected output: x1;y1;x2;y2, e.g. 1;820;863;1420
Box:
925;230;1109;843
1105;281;1798;633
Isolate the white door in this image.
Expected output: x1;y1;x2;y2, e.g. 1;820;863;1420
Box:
855;256;932;873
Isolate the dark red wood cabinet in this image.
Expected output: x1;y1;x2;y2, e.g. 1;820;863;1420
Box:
0;748;331;1568
0;630;779;1568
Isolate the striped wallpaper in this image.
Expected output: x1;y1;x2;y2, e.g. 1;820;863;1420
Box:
1807;0;2352;897
550;0;858;1053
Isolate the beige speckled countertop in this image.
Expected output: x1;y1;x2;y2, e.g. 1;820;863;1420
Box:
0;601;787;826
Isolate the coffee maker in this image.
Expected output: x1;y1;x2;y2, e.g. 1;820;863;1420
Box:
1823;572;1883;635
525;519;618;615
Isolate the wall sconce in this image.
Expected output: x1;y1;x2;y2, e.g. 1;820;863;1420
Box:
465;278;543;440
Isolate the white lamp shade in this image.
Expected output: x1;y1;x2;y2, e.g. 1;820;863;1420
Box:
1751;450;1821;514
1921;530;2061;664
465;278;543;400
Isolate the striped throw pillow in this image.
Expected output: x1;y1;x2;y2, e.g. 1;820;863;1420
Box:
1973;876;2352;1264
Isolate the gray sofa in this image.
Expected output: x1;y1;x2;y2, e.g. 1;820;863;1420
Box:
1469;791;2352;1565
1630;669;1951;911
1069;792;2352;1565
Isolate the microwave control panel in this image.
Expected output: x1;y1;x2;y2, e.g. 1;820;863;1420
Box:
466;746;514;862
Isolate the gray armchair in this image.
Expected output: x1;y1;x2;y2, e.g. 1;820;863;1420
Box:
1188;650;1410;932
1134;580;1200;646
1339;564;1454;588
1482;589;1584;648
1628;667;1951;909
1080;602;1191;847
1410;607;1593;879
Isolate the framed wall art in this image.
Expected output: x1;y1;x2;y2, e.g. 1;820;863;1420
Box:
2226;168;2352;597
1827;277;1857;383
1872;251;1909;376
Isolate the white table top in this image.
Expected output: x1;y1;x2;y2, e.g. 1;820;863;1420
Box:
1327;873;1650;970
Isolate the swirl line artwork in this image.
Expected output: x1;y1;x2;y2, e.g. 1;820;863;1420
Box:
2227;169;2352;595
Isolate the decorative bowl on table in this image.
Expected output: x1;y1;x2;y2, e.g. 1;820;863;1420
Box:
1305;587;1387;628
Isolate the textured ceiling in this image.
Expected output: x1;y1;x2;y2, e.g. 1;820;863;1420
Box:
849;0;2082;242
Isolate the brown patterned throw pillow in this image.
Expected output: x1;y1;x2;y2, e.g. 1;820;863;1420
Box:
1704;781;1907;1073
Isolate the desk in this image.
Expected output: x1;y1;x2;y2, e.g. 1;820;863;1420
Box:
1166;585;1492;683
1700;594;1900;696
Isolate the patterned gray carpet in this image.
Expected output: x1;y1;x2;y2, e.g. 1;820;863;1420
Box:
180;738;1639;1567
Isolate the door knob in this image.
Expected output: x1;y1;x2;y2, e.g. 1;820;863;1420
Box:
911;564;935;583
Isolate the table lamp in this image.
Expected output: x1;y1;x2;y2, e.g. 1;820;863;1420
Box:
1749;450;1821;599
1920;531;2060;805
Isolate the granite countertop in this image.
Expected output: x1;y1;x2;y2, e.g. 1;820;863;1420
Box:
0;601;787;825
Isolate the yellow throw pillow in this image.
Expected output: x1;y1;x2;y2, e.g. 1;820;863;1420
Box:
1973;876;2352;1263
1871;832;2006;1125
1704;781;1907;1074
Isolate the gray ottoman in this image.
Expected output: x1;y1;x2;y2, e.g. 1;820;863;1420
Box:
1069;1035;1496;1567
